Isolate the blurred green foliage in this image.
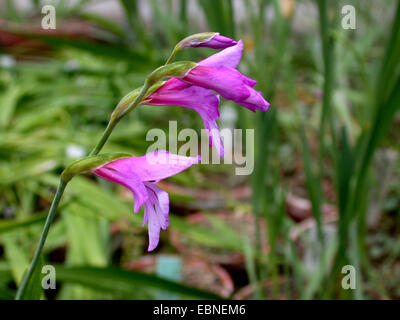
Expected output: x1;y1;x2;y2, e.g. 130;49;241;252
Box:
0;0;399;299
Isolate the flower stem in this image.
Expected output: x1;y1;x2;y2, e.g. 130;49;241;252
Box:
15;179;67;300
16;70;151;300
165;47;178;65
89;119;119;156
89;82;150;156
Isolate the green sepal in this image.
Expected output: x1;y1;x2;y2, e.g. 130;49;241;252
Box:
61;153;131;182
146;61;197;86
176;32;218;48
111;81;166;119
111;62;196;121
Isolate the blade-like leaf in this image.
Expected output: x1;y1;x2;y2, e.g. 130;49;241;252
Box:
21;255;44;300
0;214;46;235
55;266;223;300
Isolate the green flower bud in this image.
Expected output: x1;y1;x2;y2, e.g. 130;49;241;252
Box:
176;32;218;49
111;81;166;120
146;61;197;86
61;153;131;182
112;87;142;119
165;32;236;64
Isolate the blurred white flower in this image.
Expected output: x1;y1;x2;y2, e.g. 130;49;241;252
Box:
66;144;86;159
0;55;16;68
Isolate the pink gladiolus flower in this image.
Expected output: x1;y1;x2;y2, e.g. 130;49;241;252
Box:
142;40;269;157
198;38;244;69
182;66;269;112
181;40;270;112
145;80;223;156
93;150;200;251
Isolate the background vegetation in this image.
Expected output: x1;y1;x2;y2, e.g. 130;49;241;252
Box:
0;0;399;299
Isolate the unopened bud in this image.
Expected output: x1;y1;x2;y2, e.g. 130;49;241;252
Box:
165;33;237;64
146;61;197;86
112;81;166;119
112;87;141;119
177;32;218;48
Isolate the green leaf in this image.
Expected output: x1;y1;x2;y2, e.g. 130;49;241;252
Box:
0;214;46;235
64;203;109;267
78;12;126;38
55;266;223;300
0;84;20;128
21;33;150;64
59;203;109;299
198;0;234;36
3;236;30;285
300;127;324;244
336;127;354;246
0;287;14;300
21;255;44;300
170;215;243;253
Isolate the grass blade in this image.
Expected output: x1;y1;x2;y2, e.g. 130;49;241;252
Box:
55;265;224;300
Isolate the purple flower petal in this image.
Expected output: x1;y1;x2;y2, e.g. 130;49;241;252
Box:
183;66;251;101
148;79;219;113
144;182;169;231
182;66;270;112
180;33;237;50
197;108;224;156
240;88;270;112
93;152;199;251
194;34;237;49
147;80;224;156
199;39;243;69
242;75;257;87
102;151;200;184
139;39;267;156
136;38;267;158
144;200;160;251
142;182;170;251
93;166;148;213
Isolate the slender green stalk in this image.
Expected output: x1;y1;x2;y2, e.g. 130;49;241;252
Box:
165;50;177;65
165;47;179;65
317;0;337;176
179;0;188;29
331;0;400;295
249;0;270;298
89;119;119;156
16;77;151;300
248;0;292;299
89;83;150;156
315;0;337;246
117;83;150;120
15;179;67;300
